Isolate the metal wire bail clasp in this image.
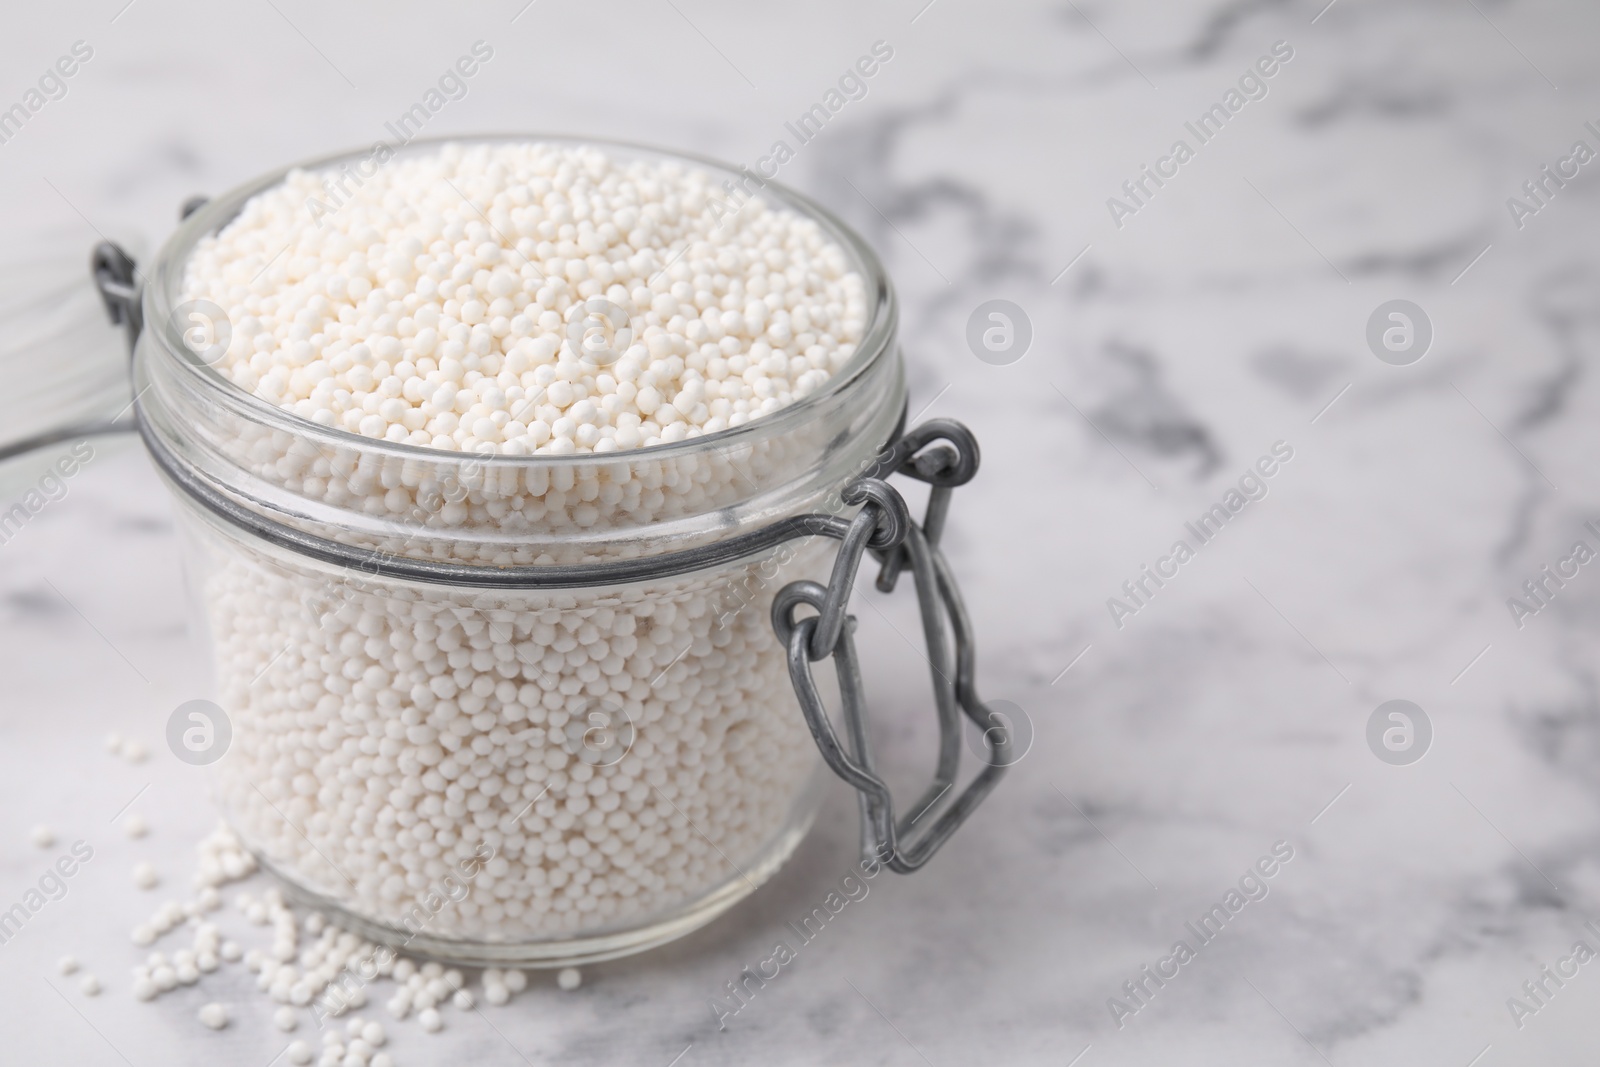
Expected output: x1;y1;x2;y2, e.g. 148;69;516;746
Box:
772;420;1009;874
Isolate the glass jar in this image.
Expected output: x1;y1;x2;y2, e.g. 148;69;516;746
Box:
92;136;1006;966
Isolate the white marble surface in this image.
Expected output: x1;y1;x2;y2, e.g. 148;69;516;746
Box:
4;0;1600;1063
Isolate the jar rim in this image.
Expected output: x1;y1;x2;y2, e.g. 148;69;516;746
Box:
139;132;898;469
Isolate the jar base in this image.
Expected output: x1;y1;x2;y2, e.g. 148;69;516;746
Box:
244;769;825;968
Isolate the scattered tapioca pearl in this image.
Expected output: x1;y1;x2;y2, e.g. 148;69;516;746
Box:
124;740;150;763
220;941;243;962
120;775;613;1061
557;967;582;991
104;732;124;755
132;899;186;941
131;925;156;947
198;1002;228;1029
132;863;159;890
57;956;78;976
79;974;101;996
287;1041;313;1066
30;825;54;848
123;814;149;839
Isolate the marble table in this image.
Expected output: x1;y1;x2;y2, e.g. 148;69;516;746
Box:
3;0;1599;1063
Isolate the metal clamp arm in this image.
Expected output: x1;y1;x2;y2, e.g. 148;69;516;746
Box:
772;420;1008;874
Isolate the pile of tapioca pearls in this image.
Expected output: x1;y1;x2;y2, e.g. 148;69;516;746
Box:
184;141;866;454
87;808;586;1066
206;540;817;942
177;140;867;538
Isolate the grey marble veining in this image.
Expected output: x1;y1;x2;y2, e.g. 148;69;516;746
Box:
3;0;1600;1063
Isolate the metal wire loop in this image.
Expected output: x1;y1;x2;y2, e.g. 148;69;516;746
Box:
840;478;910;551
770;580;829;652
869;419;981;593
863;418;980;488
